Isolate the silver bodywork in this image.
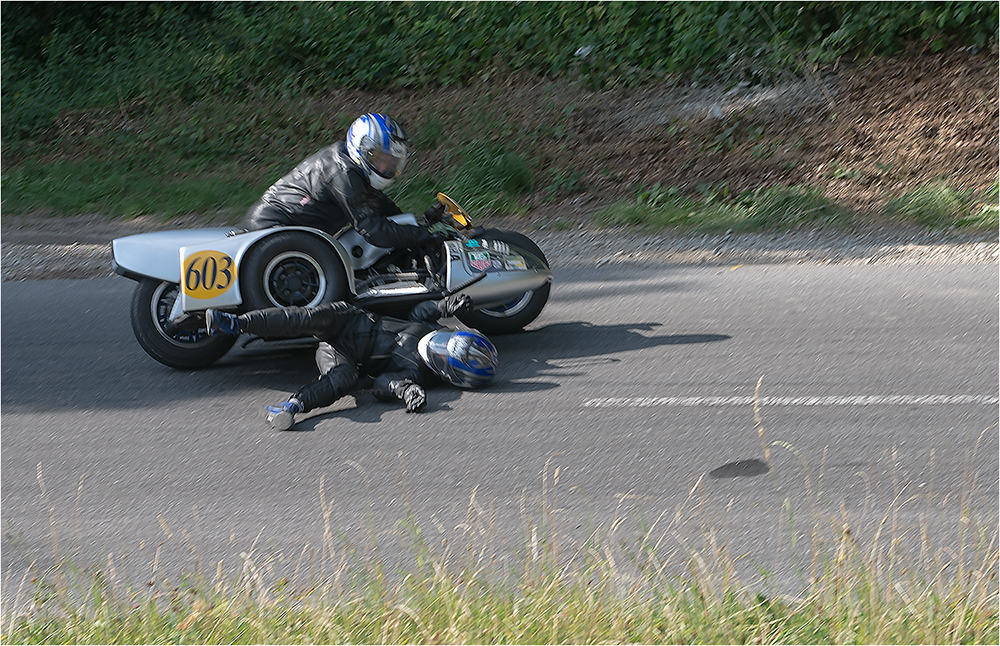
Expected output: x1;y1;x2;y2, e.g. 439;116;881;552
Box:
442;240;551;308
113;226;354;311
112;215;552;313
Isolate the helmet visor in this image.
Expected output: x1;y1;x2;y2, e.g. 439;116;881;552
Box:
418;330;454;375
364;140;408;179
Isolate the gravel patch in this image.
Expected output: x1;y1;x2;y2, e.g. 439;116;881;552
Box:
2;219;995;282
2;242;114;281
532;225;998;268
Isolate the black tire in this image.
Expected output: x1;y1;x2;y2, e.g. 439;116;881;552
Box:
456;229;551;335
241;231;349;310
131;279;236;369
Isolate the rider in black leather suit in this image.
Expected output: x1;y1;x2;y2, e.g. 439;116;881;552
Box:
205;294;497;430
242;113;440;249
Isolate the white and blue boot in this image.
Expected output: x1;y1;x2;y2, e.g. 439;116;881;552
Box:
205;309;240;336
263;398;302;431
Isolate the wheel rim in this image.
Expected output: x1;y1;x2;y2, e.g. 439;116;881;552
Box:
151;282;208;345
478;291;533;318
263;252;327;307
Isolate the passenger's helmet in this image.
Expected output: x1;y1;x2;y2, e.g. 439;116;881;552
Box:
418;329;498;389
345;113;410;190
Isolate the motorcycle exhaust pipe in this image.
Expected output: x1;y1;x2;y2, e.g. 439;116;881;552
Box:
446;270;488;296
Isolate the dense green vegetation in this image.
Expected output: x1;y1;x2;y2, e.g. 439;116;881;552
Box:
2;2;996;226
4;1;997;140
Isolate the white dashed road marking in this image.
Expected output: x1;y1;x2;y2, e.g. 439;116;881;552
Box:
583;394;999;408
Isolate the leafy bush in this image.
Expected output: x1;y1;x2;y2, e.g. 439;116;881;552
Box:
3;2;997;141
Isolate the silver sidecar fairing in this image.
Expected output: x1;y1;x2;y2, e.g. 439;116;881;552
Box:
112;228;233;283
111;226;354;311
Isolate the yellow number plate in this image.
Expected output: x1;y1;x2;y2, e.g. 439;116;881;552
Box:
182;250;235;300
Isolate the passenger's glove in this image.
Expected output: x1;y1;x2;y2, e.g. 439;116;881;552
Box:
403;384;427;413
389;379;427;413
437;293;473;318
424;201;446;223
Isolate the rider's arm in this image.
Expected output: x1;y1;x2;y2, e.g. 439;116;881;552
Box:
408;300;444;324
408;293;473;324
371;358;431;412
335;169;434;249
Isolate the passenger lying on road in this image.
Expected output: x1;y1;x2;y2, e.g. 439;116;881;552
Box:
205;295;498;430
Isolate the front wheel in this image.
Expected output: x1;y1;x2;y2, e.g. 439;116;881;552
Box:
456;229;551;335
130;279;236;369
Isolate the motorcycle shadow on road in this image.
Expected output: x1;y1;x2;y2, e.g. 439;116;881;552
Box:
489;321;731;391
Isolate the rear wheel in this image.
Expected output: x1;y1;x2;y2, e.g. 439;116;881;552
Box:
131;279;236;369
241;231;349;310
456;229;551;335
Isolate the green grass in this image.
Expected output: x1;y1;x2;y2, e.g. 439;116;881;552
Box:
881;180;999;230
1;159;263;221
390;141;534;219
0;136;534;224
594;184;855;233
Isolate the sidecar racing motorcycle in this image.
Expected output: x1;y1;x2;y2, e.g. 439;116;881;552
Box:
111;193;552;369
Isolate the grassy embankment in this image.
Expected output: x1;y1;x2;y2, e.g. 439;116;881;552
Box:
3;91;997;234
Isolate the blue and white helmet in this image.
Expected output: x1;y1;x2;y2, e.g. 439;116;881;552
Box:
345;113;410;190
418;329;498;389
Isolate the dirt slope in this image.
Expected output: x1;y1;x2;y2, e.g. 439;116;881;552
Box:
504;48;998;218
370;48;995;222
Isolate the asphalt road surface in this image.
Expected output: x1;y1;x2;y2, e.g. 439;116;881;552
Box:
3;263;997;595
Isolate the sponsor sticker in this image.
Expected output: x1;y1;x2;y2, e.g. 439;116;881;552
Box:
482;239;510;254
466;239;480;248
468;251;491;272
505;256;527;270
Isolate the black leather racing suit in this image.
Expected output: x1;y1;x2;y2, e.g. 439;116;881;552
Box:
235;300;447;413
241;142;434;249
